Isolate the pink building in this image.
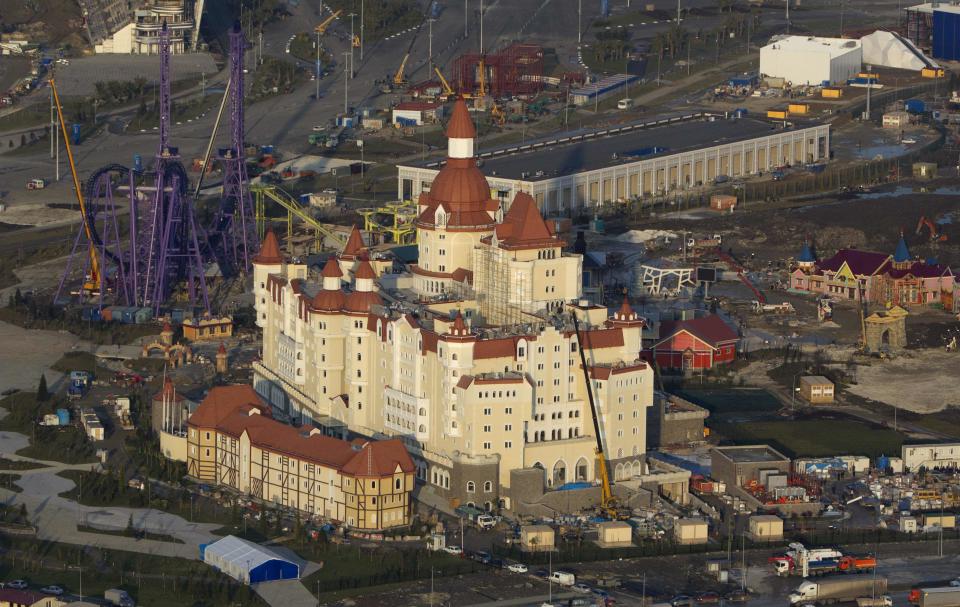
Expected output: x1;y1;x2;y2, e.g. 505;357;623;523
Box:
791;237;954;307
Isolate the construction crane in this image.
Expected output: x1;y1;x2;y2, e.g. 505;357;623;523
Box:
916;215;948;242
50;77;101;295
571;312;618;520
388;18;427;91
352;34;361;48
434;66;456;98
314;10;343;35
477;58;487;98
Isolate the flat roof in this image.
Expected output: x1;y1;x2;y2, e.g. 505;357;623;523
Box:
714;445;789;463
763;35;862;57
906;2;960;14
407;115;819;182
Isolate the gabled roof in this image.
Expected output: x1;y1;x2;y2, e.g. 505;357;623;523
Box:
494;192;557;248
187;385;271;427
253;229;283;265
341;438;415;477
655;315;739;349
886;261;952;279
446;98;476;139
817;249;891;276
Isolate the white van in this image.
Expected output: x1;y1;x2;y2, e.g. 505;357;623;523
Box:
550;571;576;586
617;98;634;110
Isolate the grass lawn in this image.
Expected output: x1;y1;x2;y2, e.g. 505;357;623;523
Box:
672;388;782;416
0;458;46;471
0;474;22;492
712;418;905;458
0;306;160;345
0;393;98;464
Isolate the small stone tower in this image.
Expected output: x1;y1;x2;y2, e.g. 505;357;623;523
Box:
215;342;228;374
160;321;174;346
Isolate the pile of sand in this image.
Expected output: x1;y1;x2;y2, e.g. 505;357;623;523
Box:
617;229;678;243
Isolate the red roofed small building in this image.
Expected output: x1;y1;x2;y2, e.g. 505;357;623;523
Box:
187;386;414;530
644;315;739;371
392;101;444;125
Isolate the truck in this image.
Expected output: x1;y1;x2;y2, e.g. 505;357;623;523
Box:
105;588;135;606
788;577;888;605
908;587;960;607
687;234;723;250
857;597;892;607
26;178;47;190
550;571;576;586
774;555;876;577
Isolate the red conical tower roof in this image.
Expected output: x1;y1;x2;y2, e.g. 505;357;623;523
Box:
321;257;343;278
341;226;365;259
218;342;227;354
446;98;476;139
253;229;283;264
355;260;376;280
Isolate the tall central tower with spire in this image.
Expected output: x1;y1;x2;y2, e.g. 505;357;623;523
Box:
411;99;501;297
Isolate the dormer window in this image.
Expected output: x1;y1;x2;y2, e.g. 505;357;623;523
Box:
436;210;446;227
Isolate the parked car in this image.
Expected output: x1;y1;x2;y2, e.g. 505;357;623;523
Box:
726;590;750;603
534;569;549;579
6;580;27;590
671;596;694;607
442;545;463;555
696;592;721;604
508;563;528;573
572;583;592;594
41;586;64;596
471;551;491;564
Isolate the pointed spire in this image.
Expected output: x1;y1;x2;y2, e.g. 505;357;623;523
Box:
893;230;911;263
341;226;365;258
218;342;227;354
451;309;467;334
355;259;377;280
321;256;343;278
616;293;636;321
798;241;816;263
446;97;476;140
252;229;283;264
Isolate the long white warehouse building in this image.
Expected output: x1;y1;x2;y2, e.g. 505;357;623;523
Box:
760;35;862;85
397;112;830;214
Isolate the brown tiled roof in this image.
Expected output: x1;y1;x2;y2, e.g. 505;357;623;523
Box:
456;375;474;389
415;155;497;230
152;377;186;402
354;260;377;280
187;385;271;428
494;192;557;248
445;98;476;139
473;335;534;359
572;327;625;350
655;315;739;348
451;267;474;284
253;229;283;265
344;290;383;313
341;438;415;477
421;329;439;354
341;226;366;259
311;288;345;312
321;257;343;278
218;342;227;354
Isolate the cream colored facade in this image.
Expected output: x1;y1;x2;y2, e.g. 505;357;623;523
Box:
252;105;654;510
520;524;555;551
674;518;709;544
187;408;414;531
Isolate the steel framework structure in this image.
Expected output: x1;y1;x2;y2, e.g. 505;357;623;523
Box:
453;43;544;98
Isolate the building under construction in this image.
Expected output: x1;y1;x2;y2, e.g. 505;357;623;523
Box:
454;43;544;98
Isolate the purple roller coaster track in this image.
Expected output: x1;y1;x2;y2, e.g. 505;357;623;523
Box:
55;21;258;314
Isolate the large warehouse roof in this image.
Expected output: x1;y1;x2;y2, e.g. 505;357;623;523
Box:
419;116;803;182
763;35;861;58
202;535;300;583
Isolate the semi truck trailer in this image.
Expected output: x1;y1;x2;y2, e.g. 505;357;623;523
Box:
788;577;888;605
908;587;960;607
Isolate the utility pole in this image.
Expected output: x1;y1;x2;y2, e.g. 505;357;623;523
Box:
348;12;356;78
343;51;351;113
315;29;321;101
480;0;484;54
677;0;681;25
429;18;435;72
360;0;365;61
578;0;582;44
464;0;468;38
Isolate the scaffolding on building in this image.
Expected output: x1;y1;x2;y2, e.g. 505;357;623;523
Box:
473;245;526;326
454;43;545;99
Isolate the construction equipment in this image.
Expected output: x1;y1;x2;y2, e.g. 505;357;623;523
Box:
357;201;418;244
434;66;456;98
352;34;360;48
50;77;101;296
388;18;426;91
571;312;617;520
916;215;948;242
490;103;506;126
252;183;347;253
314;10;343;35
477;58;487;98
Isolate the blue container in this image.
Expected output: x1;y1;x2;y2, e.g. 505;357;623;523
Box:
171;308;186;323
133;153;143;172
71;123;81;145
934;9;960;60
905;99;925;114
877;455;889;471
56;409;70;425
260;145;274;154
118;306;136;324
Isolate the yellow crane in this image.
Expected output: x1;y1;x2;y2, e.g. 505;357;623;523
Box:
314;10;343;35
477;58;487;98
393;54;410;87
434;66;455;98
571;312;618;519
50;77;100;295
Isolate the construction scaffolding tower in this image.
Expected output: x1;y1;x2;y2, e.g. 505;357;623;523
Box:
473;245;526;326
454;43;544;99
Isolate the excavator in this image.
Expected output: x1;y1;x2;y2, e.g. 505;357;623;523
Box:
571;312;619;520
50;77;101;296
916;215;948;242
314;10;342;35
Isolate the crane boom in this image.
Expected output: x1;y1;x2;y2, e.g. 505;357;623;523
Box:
393;17;427;87
434;66;454;96
572;312;616;515
314;10;343;34
50;77;100;293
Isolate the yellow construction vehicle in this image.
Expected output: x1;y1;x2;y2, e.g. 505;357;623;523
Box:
393;54;410;87
314;10;343;35
434;66;456;99
571;312;618;520
50;78;100;295
490;103;505;126
352;34;360;48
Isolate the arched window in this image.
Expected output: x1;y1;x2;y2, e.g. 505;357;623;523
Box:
466;481;476;493
418;424;426;433
452;353;458;360
483;481;493;492
419;407;427;416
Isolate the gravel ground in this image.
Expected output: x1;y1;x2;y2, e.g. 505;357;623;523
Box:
51;53;219;96
848;348;960;413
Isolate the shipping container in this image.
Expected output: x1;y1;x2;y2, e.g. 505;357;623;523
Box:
134;307;153;324
934;10;960;61
822;87;843;98
56;408;70;425
905;99;926;114
767;109;789;120
101;306;118;322
788;103;810;114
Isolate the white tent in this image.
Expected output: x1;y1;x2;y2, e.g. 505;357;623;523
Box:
861;30;939;71
202;535;300;584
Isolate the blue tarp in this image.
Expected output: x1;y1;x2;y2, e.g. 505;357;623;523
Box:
555;481;592;491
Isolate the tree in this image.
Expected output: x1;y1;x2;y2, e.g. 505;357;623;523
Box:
36;374;49;402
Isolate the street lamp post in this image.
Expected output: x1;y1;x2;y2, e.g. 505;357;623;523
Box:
315;30;321;101
578;0;582;44
343;51;351;114
349;12;356;78
360;0;365;62
429;18;435;72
